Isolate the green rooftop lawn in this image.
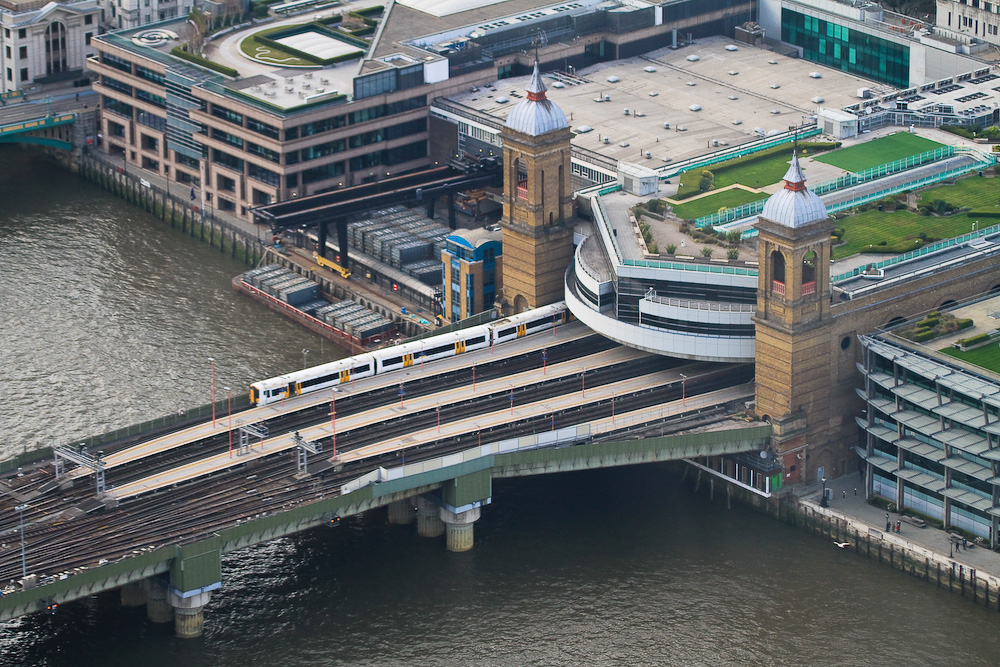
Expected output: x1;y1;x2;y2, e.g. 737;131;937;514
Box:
239;25;315;66
940;343;1000;374
675;144;835;200
918;175;1000;213
814;132;943;173
831;174;1000;259
669;188;765;220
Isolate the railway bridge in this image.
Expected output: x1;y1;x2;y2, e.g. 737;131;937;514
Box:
0;325;770;637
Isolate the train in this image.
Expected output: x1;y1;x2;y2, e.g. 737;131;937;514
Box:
250;302;568;406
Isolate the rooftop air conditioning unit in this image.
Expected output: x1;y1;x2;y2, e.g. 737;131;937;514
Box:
316;87;325;93
305;72;313;79
286;86;294;92
320;78;329;84
302;82;311;89
603;136;610;144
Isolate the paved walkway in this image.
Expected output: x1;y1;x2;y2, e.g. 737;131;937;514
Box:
799;473;1000;579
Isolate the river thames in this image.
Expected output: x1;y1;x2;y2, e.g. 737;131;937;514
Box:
1;149;998;666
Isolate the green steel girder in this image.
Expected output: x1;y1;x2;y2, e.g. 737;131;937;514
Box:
0;426;771;621
0;135;73;150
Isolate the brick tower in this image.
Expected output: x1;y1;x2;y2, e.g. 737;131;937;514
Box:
498;61;574;314
753;153;835;485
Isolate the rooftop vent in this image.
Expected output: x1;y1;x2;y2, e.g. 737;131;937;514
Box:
689;104;702;111
809;72;822;78
687;81;696;86
686;55;700;61
729;70;739;75
643;65;657;72
811;96;825;103
575;125;593;133
728;95;738;100
732;119;742;125
725;44;739;51
552;81;565;88
649;91;658;97
768;59;778;64
607;75;620;83
496;96;509;103
770;84;781;89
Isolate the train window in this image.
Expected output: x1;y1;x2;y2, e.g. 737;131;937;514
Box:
354;364;371;373
383;356;402;366
466;336;486;345
424;343;453;356
302;374;336;389
497;327;515;338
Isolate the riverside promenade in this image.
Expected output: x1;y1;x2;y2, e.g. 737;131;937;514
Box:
796;472;1000;605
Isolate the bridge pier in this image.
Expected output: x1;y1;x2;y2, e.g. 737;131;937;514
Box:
387;499;415;524
120;581;147;608
145;579;173;624
440;507;480;552
169;590;211;639
416;496;445;538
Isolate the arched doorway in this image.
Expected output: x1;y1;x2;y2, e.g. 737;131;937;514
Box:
513;294;529;314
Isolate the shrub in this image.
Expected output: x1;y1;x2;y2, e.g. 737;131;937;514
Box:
959;333;990;347
726;230;742;246
170;46;239;77
647;199;662;213
727;248;739;260
647;242;658;254
665;243;677;254
699;170;715;193
701;247;713;258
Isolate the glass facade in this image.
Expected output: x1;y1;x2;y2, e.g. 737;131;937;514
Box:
781;9;910;88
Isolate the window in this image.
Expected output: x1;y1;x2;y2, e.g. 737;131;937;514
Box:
19;46;26;59
85;32;92;45
7;68;12;82
85;14;93;24
4;47;9;58
18;29;26;39
20;68;28;82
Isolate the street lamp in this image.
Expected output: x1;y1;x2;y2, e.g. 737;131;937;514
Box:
209;357;216;427
679;373;688;405
225;386;232;458
821;476;828;507
16;503;28;578
302;348;310;369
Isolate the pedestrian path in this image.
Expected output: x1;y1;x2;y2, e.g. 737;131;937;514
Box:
800;473;999;579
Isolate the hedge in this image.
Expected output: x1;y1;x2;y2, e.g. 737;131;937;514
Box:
914;330;938;342
966;211;1000;218
256;29;363;65
957;318;974;330
170;46;239;77
351;4;383;16
959;333;990;347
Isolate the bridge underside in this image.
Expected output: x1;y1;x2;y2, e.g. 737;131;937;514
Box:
0;425;769;621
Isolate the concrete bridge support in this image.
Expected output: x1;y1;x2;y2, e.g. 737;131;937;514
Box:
440;507;480;552
416;496;445;538
145;579;173;624
120;581;146;608
169;590;211;639
387;499;415;525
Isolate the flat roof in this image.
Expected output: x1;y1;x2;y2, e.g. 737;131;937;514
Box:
446;36;885;166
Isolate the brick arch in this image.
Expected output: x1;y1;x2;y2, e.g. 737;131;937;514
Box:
938;299;958;311
886;316;907;328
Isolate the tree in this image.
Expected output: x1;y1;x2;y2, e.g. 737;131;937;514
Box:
726;230;742;246
699;170;715;193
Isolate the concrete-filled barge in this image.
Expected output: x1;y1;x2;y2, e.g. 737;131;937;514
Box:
233;264;396;353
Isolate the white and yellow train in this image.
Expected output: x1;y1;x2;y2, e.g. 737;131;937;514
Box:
249;302;567;406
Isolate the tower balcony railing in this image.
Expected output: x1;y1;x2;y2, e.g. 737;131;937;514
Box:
801;281;816;296
772;280;786;296
516;184;528;200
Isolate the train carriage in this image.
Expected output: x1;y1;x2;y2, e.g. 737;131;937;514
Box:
489;303;567;344
250;354;377;406
371;326;491;374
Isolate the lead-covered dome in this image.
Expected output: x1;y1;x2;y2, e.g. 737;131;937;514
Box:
504;62;568;136
759;152;828;228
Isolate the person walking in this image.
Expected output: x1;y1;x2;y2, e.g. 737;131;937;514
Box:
885;513;891;531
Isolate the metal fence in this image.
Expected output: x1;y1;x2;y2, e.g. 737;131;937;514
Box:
694;145;958;229
831;222;1000;283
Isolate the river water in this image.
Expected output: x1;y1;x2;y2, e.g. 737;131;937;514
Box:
1;149;998;666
